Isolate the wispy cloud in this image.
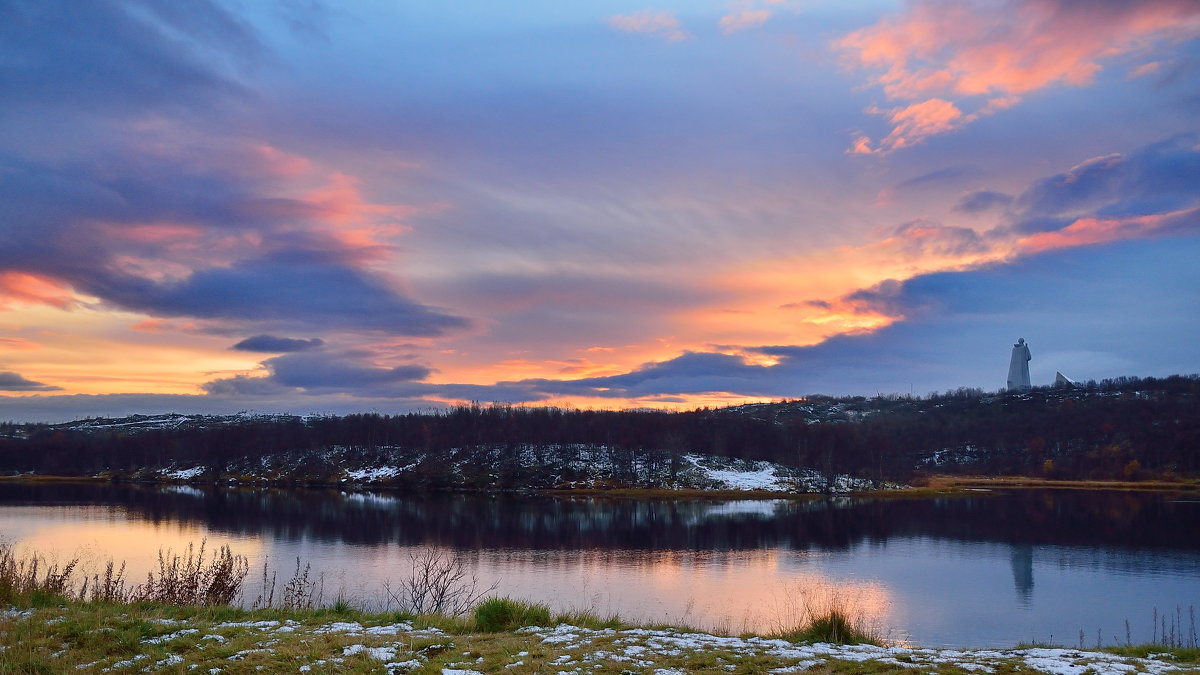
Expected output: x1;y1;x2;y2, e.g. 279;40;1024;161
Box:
837;0;1200;152
609;10;691;42
719;9;771;34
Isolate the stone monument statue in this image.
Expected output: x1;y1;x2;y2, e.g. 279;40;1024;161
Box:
1007;338;1031;391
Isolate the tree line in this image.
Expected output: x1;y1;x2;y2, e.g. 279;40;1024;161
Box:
1;374;1197;482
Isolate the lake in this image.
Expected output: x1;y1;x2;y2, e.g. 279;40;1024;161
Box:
1;482;1197;648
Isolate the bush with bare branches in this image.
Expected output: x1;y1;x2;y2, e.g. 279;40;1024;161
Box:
384;550;495;616
133;540;249;606
0;543;79;603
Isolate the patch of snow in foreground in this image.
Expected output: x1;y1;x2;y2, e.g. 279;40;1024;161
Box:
520;625;1192;675
343;644;401;661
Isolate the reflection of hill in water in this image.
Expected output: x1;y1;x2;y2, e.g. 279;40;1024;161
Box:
2;484;1197;568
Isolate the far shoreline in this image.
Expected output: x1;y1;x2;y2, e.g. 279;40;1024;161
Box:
2;472;1197;497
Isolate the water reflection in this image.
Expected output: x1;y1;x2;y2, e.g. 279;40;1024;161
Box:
0;483;1197;647
1010;544;1034;607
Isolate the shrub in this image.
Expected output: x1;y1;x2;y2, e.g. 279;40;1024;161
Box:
473;596;551;632
133;541;248;606
785;609;876;645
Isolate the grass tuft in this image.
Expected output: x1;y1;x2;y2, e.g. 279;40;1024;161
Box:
553;608;624;630
776;608;877;645
473;596;552;632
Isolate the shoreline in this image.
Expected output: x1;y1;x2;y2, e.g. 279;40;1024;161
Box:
2;472;1198;497
919;474;1200;493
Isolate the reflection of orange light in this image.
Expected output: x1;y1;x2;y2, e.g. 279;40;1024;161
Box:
10;514;262;585
469;547;894;637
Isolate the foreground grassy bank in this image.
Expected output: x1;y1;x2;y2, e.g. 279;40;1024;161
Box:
2;541;1196;674
3;596;1199;674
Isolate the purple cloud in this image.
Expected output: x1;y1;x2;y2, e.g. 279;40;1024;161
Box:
0;0;257;113
232;335;325;353
1014;135;1200;222
0;370;60;392
955;190;1013;214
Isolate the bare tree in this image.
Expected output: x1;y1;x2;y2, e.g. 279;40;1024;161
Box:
385;550;496;616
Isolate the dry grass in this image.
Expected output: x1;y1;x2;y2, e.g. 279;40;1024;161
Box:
0;540;247;608
766;580;884;646
922;474;1200;492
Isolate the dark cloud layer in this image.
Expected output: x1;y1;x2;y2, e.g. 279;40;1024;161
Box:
515;351;779;399
204;351;434;397
90;255;467;335
232;335;325;352
0;0;257;113
1013;135;1200;225
0;370;60;392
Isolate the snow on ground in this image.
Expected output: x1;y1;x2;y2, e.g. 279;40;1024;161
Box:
690;457;790;491
159;466;205;480
518;625;1194;675
3;608;1191;674
343;464;413;482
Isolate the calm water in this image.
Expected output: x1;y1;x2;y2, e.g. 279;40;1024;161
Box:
1;483;1197;648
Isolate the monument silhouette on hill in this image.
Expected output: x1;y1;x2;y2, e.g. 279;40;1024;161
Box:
1007;338;1032;391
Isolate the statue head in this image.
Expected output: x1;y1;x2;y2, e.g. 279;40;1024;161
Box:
1017;338;1025;345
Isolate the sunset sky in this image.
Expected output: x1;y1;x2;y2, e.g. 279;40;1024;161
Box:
2;0;1199;421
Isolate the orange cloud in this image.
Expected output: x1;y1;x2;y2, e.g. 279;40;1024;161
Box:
0;272;75;310
720;9;771;34
837;0;1200;151
0;337;40;351
609;10;691;42
1017;206;1199;254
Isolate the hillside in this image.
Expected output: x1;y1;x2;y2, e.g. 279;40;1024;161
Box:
1;374;1197;486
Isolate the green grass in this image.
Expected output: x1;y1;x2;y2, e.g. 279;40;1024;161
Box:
772;609;880;646
1102;645;1200;663
3;595;1197;674
551;607;624;631
473;596;551;632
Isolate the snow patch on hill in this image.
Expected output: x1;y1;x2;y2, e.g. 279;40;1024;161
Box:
151;446;904;494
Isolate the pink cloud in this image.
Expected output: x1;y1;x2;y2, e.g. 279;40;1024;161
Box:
1017;206;1200;254
854;99;967;153
837;0;1200;151
0;272;75;310
720;9;771;34
1129;61;1164;78
609;10;691;42
249;144;313;177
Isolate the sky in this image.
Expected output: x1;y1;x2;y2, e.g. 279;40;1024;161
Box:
1;0;1199;421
